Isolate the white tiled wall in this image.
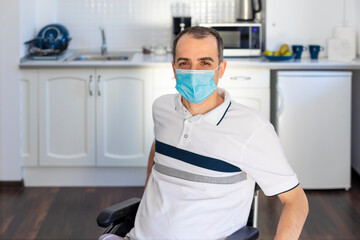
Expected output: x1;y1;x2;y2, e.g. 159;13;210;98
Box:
55;0;236;51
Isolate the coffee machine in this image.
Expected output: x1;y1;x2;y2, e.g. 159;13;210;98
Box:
173;17;191;36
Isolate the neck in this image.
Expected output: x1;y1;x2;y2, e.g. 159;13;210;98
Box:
182;89;224;116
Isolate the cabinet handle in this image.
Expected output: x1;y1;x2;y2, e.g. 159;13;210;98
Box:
97;75;101;96
230;76;251;81
89;75;93;96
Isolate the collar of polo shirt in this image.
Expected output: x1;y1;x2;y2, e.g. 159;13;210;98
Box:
174;88;231;126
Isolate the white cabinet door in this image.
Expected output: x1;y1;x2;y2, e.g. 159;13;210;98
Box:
96;68;153;167
39;69;96;166
227;88;270;120
219;67;270;120
153;66;177;100
20;70;38;166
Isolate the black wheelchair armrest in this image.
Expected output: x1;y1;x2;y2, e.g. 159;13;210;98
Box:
225;226;259;240
97;198;141;228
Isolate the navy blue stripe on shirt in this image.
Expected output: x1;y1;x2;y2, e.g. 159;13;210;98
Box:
155;140;242;173
217;101;231;126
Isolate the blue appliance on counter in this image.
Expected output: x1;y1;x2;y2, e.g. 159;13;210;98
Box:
25;23;71;59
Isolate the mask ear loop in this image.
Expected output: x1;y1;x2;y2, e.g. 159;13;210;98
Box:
214;62;225;81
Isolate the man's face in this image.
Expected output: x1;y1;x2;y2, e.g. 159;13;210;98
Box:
172;34;226;86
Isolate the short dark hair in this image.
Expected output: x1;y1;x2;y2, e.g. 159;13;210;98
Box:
172;26;224;63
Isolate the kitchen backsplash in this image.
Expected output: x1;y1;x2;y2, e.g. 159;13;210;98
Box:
56;0;237;51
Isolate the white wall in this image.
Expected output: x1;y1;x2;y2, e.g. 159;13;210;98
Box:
266;0;359;58
0;0;3;180
35;0;57;29
353;0;360;55
0;0;22;181
20;0;37;57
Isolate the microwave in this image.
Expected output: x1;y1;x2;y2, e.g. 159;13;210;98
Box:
199;23;262;57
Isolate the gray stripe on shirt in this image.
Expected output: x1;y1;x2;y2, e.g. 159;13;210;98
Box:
154;163;247;184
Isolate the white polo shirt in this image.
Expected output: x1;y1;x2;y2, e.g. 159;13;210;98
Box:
127;88;298;240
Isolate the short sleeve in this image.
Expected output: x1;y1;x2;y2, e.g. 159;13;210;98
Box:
240;123;299;196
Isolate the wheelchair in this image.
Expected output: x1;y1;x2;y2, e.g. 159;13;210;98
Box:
97;184;260;240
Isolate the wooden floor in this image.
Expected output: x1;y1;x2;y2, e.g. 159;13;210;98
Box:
1;171;359;240
258;171;360;240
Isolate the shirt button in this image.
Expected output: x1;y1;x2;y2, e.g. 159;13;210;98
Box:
184;134;188;138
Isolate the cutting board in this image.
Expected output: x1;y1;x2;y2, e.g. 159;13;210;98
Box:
328;27;356;62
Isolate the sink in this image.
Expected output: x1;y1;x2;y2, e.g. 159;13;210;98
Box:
66;53;133;61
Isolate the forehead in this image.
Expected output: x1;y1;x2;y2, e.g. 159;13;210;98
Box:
175;34;218;60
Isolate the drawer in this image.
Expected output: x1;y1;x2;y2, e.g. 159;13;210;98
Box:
219;67;270;88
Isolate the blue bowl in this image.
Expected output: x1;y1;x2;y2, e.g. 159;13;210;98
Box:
264;55;294;61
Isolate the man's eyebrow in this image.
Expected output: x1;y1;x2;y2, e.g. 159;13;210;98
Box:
176;57;190;63
176;57;215;62
198;57;214;62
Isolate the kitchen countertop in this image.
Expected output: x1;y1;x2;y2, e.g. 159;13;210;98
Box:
19;50;360;70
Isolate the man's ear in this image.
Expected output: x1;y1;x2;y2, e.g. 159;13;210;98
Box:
218;60;227;79
172;61;177;80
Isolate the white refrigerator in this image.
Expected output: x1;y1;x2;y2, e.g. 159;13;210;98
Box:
273;71;352;190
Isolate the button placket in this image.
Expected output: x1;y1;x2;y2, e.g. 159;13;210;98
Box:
179;117;195;146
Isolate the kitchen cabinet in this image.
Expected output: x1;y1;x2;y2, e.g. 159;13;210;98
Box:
95;69;153;167
218;67;270;119
39;69;96;166
226;88;269;118
28;68;152;167
20;70;38;166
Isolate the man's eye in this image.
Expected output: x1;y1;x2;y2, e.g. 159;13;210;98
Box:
200;62;213;69
178;62;191;69
178;62;189;67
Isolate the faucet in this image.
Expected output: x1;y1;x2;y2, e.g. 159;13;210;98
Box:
100;27;107;55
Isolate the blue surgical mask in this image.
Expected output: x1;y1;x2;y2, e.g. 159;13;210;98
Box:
175;65;220;104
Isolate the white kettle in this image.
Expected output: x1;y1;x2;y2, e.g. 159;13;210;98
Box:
235;0;262;21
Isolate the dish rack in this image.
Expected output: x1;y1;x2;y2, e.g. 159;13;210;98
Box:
24;38;72;60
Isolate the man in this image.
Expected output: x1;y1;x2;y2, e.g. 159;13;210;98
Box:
126;26;308;240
